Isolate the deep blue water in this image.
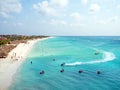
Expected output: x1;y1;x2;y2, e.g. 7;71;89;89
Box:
9;36;120;90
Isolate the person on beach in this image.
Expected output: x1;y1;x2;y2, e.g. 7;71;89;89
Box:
11;56;13;59
15;53;16;57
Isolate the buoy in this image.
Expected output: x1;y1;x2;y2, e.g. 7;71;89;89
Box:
53;59;55;61
60;69;64;72
97;71;101;74
61;62;65;66
78;70;83;73
40;70;45;74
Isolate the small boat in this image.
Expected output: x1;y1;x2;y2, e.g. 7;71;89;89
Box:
61;62;65;66
78;70;83;73
40;70;45;74
94;52;99;55
60;69;64;72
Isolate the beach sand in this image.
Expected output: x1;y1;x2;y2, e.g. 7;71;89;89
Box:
0;38;48;90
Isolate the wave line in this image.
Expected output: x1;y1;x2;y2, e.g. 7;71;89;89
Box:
65;51;116;66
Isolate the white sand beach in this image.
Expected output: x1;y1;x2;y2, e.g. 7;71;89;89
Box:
0;38;48;90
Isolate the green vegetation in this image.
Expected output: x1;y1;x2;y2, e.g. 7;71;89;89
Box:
0;40;9;45
0;35;49;46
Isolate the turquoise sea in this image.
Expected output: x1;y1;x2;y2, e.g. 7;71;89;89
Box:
9;36;120;90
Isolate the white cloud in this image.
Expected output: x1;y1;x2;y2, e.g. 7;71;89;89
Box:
33;1;57;16
70;12;82;20
117;5;120;9
81;0;88;5
14;22;23;27
97;16;118;24
97;20;106;24
109;16;118;22
0;12;9;18
33;0;68;16
1;21;23;27
0;0;22;18
49;19;67;25
48;19;85;28
90;3;101;13
51;0;68;8
59;21;67;25
70;23;84;27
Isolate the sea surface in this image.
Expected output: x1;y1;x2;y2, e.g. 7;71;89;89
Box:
9;36;120;90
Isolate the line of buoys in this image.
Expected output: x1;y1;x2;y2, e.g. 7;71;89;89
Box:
37;60;101;75
39;70;101;75
78;70;101;74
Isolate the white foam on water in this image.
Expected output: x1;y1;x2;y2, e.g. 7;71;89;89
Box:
65;50;116;66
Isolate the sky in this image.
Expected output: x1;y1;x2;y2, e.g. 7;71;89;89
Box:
0;0;120;36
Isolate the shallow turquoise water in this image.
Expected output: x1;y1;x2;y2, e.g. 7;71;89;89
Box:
9;36;120;90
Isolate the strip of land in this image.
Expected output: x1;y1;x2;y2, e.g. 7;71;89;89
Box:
0;37;49;90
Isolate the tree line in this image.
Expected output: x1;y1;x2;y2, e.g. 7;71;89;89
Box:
0;35;48;46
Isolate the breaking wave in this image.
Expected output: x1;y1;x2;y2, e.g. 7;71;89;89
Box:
65;51;116;66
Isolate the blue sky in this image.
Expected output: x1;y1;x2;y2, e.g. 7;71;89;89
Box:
0;0;120;36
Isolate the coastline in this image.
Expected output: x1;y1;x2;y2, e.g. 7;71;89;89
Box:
0;37;49;90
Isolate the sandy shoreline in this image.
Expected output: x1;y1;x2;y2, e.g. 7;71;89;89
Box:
0;37;49;90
